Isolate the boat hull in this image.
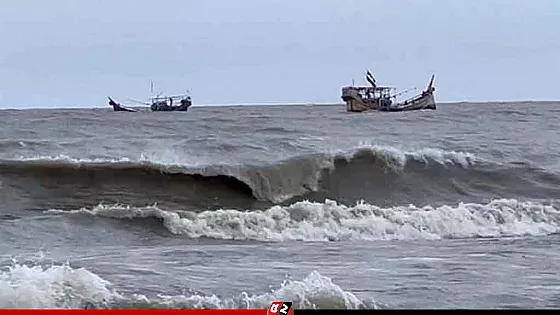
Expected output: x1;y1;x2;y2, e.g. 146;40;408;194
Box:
150;104;191;111
341;76;437;112
108;97;137;112
380;91;436;112
113;105;136;112
150;99;192;112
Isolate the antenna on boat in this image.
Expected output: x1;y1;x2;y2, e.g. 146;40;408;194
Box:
150;79;154;98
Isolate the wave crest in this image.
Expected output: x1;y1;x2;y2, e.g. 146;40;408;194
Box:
1;145;480;204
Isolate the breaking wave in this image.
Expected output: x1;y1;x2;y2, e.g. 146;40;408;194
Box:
46;198;560;242
0;261;372;309
2;144;559;207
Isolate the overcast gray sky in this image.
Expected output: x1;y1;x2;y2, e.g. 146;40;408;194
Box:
0;0;558;108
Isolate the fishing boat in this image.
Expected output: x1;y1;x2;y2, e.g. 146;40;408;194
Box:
341;70;436;112
108;80;193;112
148;94;192;112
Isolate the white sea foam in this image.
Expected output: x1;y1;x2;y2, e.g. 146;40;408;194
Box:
46;198;560;242
0;262;119;309
131;270;369;310
0;261;368;309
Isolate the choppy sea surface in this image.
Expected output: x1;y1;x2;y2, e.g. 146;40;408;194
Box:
1;102;560;309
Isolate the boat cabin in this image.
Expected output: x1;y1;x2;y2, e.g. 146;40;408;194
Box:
362;86;394;100
150;94;192;111
151;94;191;106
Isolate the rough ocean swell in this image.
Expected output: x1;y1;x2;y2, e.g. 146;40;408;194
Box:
3;144;560;243
3;145;560;209
2;103;560;309
2;145;480;201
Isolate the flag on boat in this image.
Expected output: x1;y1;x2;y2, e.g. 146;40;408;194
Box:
366;70;376;87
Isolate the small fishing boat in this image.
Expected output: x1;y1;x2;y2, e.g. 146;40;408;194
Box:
341;71;436;112
108;80;193;112
148;94;192;112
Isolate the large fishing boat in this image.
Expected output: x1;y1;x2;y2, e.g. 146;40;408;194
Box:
341;71;436;112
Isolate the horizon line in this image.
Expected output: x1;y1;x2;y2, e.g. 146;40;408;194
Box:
0;99;559;110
